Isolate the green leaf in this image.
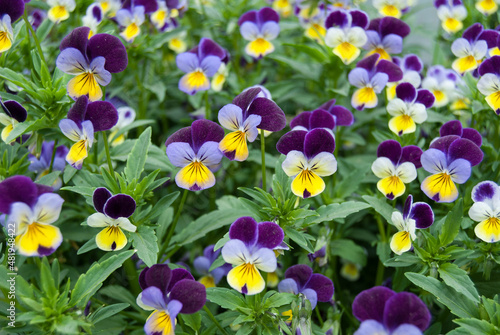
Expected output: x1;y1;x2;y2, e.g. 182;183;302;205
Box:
146;192;179;221
182;312;202;332
206;287;247;310
77;238;98;255
264;292;296;308
454;318;498;334
124;127;151;182
69;250;134;308
439;198;463;246
89;303;130;324
131;226;158;267
209;254;226;272
330;239;367;266
362;195;394;223
438;263;479;303
303;201;371;226
282;43;327;62
35;171;60;187
99;285;141;311
40;257;57;298
284;227;314;253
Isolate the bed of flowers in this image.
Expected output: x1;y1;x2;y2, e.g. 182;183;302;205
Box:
0;0;500;334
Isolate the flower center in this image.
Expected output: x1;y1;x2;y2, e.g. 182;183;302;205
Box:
381;5;400;17
187;70;208;89
433;90;445;102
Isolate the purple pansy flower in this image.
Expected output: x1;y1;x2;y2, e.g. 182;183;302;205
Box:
469;181;500;243
277;129;337;198
56;27;128;101
371;140;423;200
0;99;27;143
290;109;336;136
0;176;63;257
151;0;187;32
0;0;24;53
317;99;354;127
294;1;333;43
477;56;500;114
239;7;280;58
390;195;434;254
166;119;225;191
87;187;137;251
308;246;327;266
28;141;69;190
352;286;431;334
221;217;284;295
193;245;231;288
116;3;151;42
434;0;467;34
348;54;403;110
421;65;460;107
387;54;423;100
137;264;206;335
363;17;410;61
176;38;227;95
218;87;286;161
387;82;435;136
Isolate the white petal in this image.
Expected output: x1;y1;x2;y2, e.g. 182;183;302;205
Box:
371;157;396;179
34;193;64;224
346;27;367;47
221;239;251;265
469;202;493;222
59;119;82;142
472;40;487;60
325;28;345;48
396;162;417;183
87;212;110;227
9;202;33;233
477;73;500;96
240;22;260;41
451;38;472;57
409;103;427;124
309;152;337;177
282;150;308;177
391;211;405;230
218;104;244;131
116;217;136;232
251;247;277;272
0;114;12;126
386;98;407;116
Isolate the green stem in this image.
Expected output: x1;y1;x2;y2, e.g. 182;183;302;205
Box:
48;139;58;173
375;214;387;286
22;14;47;67
159;189;189;258
123;258;141;296
204;90;210;120
260;130;266;191
102;132;115;176
315;307;324;328
203;305;229;335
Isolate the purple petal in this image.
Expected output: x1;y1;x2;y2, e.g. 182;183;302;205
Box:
290;111;312;130
103;194;136;219
429;135;460;155
448;138;483;167
416;90;435;109
60;27;91;58
141;286;167;310
122;0;158;13
396;83;417;102
411;202;434;229
471;181;500;203
200;56;222;77
478;56;500;76
376;60;403;82
56;48;89;75
176;52;200;73
420;148;448;174
348;68;370;88
169;279;206;314
67;96;88;126
256;222;284;249
461;128;482;147
302;288;318;309
371;73;389;93
85;101;118;131
93;187;112;213
304;274;334;302
329;106;354;126
191;119;225;153
284;265;313;289
229;217;258;246
204;244;219;262
278;278;299;294
0;176;38;214
212;264;231;283
401;146;423;169
139;264;172;292
247;98;286;132
318;99;336;111
167;268;195;292
350;10;369;29
325;10;349;29
233;88;261;114
379;17;410;38
88;33;128;73
304;129;335;158
403;195;413;220
352;286;395;323
238;10;258;26
165;126;192;148
463;23;483;43
257;7;280;24
434;0;447;6
0;0;25;22
440;120;462;137
198;38;225;60
383;292;431;332
309;109;335;130
478;30;499;48
448;158;471;184
276;130;307;155
403;54;423;72
193;256;210;274
2;100;27;123
377;140;402;165
382;34;403;54
356;54;378;72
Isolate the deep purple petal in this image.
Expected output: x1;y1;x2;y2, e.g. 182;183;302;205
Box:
167;268;195;292
325;9;349;29
376;60;403;82
309;109;335;130
238;10;258;25
434;0;447;6
233;87;261;114
379;17;410;38
204;244;218;262
229;216;258;246
0;176;38;214
290;111;312;130
93;187;112;213
304;274;334;302
276;130;307;155
463;23;483;43
377;140;402;165
461;128;482;147
471;181;500;203
395;83;417;102
318;99;336;111
198;38;226;60
400;146;423;168
140;264;172;293
191;119;225;153
439;120;463;137
329;106;354;126
429;135;460;155
416;90;435;109
284;265;313;289
165;126;193;148
383;292;431;331
403;54;423;72
193;256;210;274
402;195;413;220
122;0;158;13
411;202;434;229
356;54;378;72
478;56;500;76
304;129;335;158
88;34;128;73
103;194;136;219
352;286;396;323
478;30;499;48
169;279;206;314
448;138;483;167
256;222;284;249
0;0;25;22
60;27;90;57
257;7;280;23
2;101;27;123
248;98;286;132
350;10;369;29
67;96;88;126
278;278;299;294
85;101;118;131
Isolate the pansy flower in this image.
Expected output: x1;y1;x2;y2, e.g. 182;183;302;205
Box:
352;286;431;334
218;87;286;161
87;187;137;251
82;4;103;38
278;264;334;312
47;0;75;23
168;31;188;54
0;176;63;257
270;0;294;17
277;129;337;198
290;109;336;136
469;181;500;243
221;217;284;295
477;56;500;114
324;9;369;64
317;99;355;127
348;54;403;110
363;17;410;61
56;27;128;102
193;245;231;288
59;96;118;169
96;0;121;17
176;38;226;95
295;1;333;43
30;10;46;31
421;65;460;107
109;106;136;146
239;7;280;59
116;6;146;43
373;0;410;18
0;0;24;53
166;119;224;191
387;83;435;136
386;54;423;100
151;0;186;32
390;195;434;254
137;265;206;335
340;261;361;281
308;246;327;266
28;141;69;189
0;99;27;143
434;0;467;34
211;60;230;92
475;0;499;16
451;23;499;75
371;140;422;200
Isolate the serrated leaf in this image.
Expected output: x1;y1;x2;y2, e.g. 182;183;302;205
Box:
439;198;463;246
125;127;151;182
438;263;479;303
131;226;158;267
454;318;498;334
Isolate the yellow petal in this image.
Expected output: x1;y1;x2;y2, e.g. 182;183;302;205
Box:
282;309;293;322
475;0;498;15
121;23;140;42
273;0;292;17
305;24;326;43
433;90;447;106
390;231;412;255
96;226;128;251
367;47;392;61
227;263;265;295
490;47;500;57
386;83;397;101
48;6;70;22
16;222;62;256
219;131;249;161
377;176;405;200
0;31;12;53
180;70;210;93
145;310;175;335
66;140;88;168
352;87;377;109
442;18;463;33
267;272;279;288
485;91;500;114
1;124;14;143
151;10;167;27
291;169;325;198
388;115;416;135
452;55;478;74
67;73;103;101
199;275;216;288
168;38;187;53
333;42;360;65
246;38;274;58
211;73;226;92
175;161;215;191
474;217;500;243
380;5;401;18
421;173;458;203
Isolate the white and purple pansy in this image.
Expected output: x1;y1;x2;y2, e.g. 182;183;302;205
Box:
371;140;422;200
176;38;227;95
56;27;128;102
348;54;403;110
421;65;460;107
363;17;411;61
387;54;423;101
218;87;286;161
290;109;336;136
373;0;412;18
317;99;354;127
324;9;369;65
296;1;332;43
87;187;137;251
96;0;121;17
0;0;24;53
475;0;499;16
193;245;231;288
451;23;499;74
238;7;280;59
137;264;206;335
82;3;103;38
151;0;185;32
277;129;337;199
352;286;431;335
47;0;76;23
434;0;467;34
221;217;284;295
110;105;136;146
387;82;435;136
390;195;434;255
165;119;225;191
0;99;27;144
0;176;63;257
116;5;146;43
469;181;500;243
477;56;500;114
28;141;69;190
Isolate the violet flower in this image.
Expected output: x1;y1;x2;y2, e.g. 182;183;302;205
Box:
28;141;69;189
317;99;354;127
434;0;467;34
239;7;280;58
193;245;231;288
82;3;103;38
363;17;411;61
387;54;423;101
421;65;460;107
469;181;500;243
0;99;27;143
477;55;500;114
290;109;336;136
0;0;24;53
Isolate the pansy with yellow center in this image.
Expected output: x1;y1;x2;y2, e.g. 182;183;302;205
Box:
340;260;361;281
386;54;423;101
82;4;103;38
389;195;434;255
421;65;460;107
364;17;410;62
221;217;284;295
435;0;467;34
349;54;403;110
371;140;422;200
469;181;500;243
96;0;121;17
168;32;188;53
109;106;136;147
0;99;27;144
47;0;75;23
373;0;409;18
218;87;286;161
239;7;280;59
294;1;332;44
28;141;68;190
387;83;435;136
87;188;137;251
56;27;128;102
0;176;63;257
477;56;500;115
116;6;146;43
151;0;187;32
193;245;231;288
475;0;499;16
166;119;224;191
0;0;24;54
324;9;369;64
211;62;229;92
137;265;206;335
271;0;293;17
277;129;337;198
